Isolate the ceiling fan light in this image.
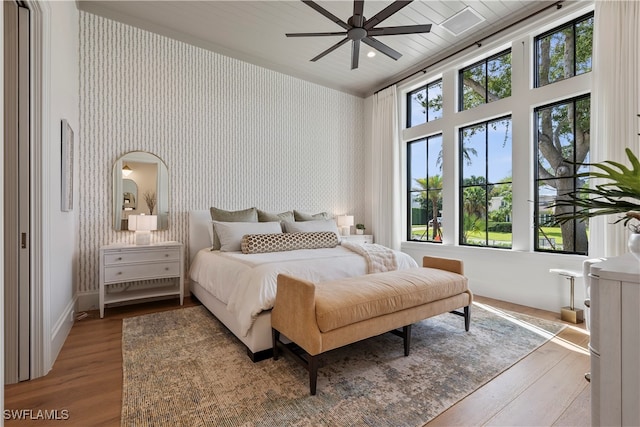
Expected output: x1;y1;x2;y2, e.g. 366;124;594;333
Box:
440;6;485;36
367;51;376;58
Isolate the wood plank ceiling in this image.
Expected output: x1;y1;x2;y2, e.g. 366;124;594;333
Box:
77;1;556;97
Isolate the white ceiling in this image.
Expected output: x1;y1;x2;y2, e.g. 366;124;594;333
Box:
76;0;557;97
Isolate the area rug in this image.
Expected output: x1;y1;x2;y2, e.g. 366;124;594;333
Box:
121;304;564;427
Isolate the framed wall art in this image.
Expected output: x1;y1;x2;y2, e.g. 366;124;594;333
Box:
61;119;74;212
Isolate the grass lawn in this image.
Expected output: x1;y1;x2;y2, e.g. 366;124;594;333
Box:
411;225;569;247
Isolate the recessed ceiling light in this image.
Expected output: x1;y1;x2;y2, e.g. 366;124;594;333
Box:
367;51;376;58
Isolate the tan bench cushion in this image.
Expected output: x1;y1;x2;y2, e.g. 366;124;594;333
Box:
314;267;468;333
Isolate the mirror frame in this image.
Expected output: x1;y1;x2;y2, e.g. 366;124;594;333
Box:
113;151;169;231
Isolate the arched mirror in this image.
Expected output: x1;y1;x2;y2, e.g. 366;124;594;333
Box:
122;179;137;210
113;151;169;231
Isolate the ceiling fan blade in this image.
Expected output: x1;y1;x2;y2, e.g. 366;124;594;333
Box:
351;39;360;70
362;36;402;60
286;31;347;37
302;0;350;30
311;37;350;62
354;0;364;17
353;0;365;26
364;1;413;29
367;24;432;36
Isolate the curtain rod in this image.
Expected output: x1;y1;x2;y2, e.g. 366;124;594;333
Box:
374;1;564;95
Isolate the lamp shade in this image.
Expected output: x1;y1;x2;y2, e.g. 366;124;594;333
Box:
122;164;133;177
337;215;354;227
128;214;157;231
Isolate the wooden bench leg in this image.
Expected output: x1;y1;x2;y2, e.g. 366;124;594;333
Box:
309;355;318;396
403;325;412;356
272;328;280;360
464;305;470;332
450;305;472;332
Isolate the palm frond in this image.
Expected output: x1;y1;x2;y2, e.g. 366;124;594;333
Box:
549;148;640;227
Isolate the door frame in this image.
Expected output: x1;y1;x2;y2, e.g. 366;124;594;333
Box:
26;0;49;379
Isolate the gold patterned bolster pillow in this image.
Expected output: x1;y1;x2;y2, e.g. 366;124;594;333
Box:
241;232;339;254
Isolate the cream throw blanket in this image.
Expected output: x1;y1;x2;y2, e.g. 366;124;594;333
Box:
341;241;398;273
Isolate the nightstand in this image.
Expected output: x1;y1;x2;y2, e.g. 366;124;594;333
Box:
340;234;374;244
99;241;184;318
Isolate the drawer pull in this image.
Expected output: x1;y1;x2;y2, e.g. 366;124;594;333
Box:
165;267;170;271
117;271;122;275
165;254;169;257
117;257;122;261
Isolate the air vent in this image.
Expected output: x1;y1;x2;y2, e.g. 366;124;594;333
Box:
440;7;485;36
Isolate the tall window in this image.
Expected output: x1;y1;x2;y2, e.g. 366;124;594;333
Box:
535;12;594;87
459;49;511;111
407;79;443;127
407;134;443;242
459;117;513;248
534;95;591;254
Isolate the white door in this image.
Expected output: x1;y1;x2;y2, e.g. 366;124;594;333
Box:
3;0;31;384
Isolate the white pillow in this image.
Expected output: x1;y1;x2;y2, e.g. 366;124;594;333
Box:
213;221;282;252
208;221;215;247
284;219;339;236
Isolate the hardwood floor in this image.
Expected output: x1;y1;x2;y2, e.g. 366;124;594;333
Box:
4;295;590;426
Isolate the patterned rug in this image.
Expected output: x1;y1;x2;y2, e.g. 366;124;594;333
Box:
121;304;564;427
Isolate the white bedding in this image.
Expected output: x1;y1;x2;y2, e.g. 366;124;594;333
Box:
189;246;419;336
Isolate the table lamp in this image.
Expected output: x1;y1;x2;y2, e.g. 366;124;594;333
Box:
128;214;157;245
337;215;354;236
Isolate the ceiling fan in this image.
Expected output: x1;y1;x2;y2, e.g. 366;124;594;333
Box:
286;0;432;70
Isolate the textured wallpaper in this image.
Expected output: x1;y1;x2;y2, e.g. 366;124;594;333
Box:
78;12;365;294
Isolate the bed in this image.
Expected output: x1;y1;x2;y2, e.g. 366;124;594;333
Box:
187;210;419;361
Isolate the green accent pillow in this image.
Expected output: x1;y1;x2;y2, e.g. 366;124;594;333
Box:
209;207;258;250
257;209;295;223
293;210;329;221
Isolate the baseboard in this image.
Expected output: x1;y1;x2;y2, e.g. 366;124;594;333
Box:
77;291;99;312
50;295;78;370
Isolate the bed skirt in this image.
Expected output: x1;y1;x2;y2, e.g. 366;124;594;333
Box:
190;280;274;361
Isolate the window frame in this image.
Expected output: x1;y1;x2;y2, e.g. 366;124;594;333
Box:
533;94;591;255
533;11;594;88
458;115;513;249
406;134;444;243
458;48;512;112
399;3;593;254
406;78;443;128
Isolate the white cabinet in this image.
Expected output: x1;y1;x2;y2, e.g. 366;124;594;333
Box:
589;254;640;426
99;242;184;318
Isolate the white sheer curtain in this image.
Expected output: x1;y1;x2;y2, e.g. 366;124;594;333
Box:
589;0;640;257
371;85;402;250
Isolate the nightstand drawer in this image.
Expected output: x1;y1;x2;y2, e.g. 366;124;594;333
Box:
104;248;180;266
103;261;180;283
341;235;374;244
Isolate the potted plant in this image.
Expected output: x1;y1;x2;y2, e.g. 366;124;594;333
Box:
144;191;157;215
550;147;640;258
355;224;366;235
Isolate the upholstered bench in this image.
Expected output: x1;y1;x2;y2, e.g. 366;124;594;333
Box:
271;255;473;395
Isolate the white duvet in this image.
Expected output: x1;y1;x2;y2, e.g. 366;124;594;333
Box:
189;246;419;336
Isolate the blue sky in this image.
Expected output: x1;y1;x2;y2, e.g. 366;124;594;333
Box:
409;120;513;190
